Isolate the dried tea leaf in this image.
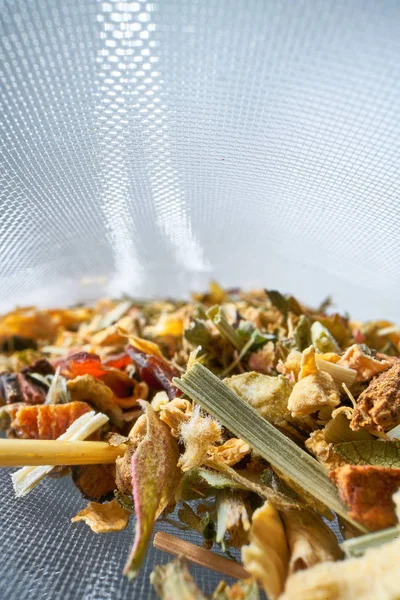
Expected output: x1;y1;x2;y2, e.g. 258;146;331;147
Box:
203;461;302;511
334;440;400;468
266;290;288;317
71;499;130;533
184;319;212;348
242;501;289;600
67;375;124;428
126;334;164;359
124;401;181;578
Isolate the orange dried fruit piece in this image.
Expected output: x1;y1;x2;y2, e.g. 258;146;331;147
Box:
329;464;400;531
10;401;91;439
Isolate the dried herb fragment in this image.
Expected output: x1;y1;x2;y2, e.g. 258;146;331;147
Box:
334;439;400;468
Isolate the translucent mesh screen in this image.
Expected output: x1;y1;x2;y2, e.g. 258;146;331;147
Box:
0;0;399;597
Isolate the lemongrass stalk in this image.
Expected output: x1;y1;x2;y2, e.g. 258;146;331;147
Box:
1;439;126;467
175;363;366;531
340;527;398;558
11;411;110;497
316;359;357;388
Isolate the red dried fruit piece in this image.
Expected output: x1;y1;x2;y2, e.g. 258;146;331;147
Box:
126;346;181;399
103;352;132;370
0;371;47;405
11;401;91;439
67;352;105;378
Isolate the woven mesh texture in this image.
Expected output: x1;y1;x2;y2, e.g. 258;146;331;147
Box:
0;0;398;598
1;0;400;318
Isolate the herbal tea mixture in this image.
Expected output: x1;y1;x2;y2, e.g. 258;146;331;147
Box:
1;283;400;599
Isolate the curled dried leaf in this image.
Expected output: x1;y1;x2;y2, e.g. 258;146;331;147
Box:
241;501;289;600
159;398;193;438
208;438;251;466
124;401;181;578
71;499;130;533
67;375;124;428
282;508;343;574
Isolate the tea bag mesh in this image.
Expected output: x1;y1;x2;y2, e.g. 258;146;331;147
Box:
0;0;398;597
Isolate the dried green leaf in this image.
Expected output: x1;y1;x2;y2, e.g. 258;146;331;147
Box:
293;315;312;351
311;321;340;353
178;502;215;543
207;306;244;350
123;401;181;579
266;290;288;317
236;321;275;349
334;440;400;468
184;319;212;348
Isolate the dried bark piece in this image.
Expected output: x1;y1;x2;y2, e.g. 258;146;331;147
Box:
351;363;400;432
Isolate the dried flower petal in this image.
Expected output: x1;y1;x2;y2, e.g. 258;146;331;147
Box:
241;501;289;600
71;499;130;533
178;407;222;471
208;438;251;466
159;398;193;438
281;536;400;600
298;345;318;380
